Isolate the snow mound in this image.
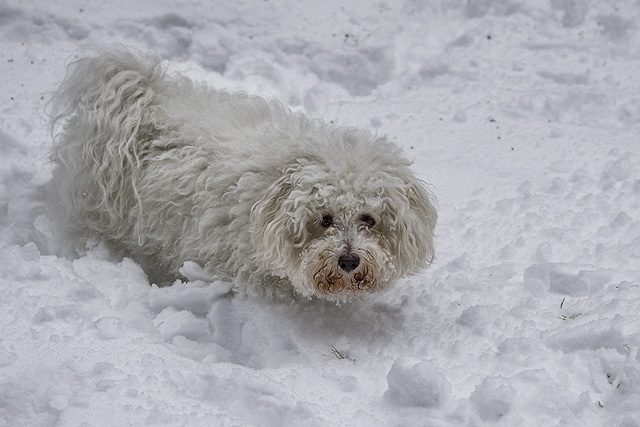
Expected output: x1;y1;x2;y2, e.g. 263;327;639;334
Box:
470;377;517;421
385;356;451;408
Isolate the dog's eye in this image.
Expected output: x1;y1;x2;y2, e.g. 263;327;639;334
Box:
360;214;376;227
320;214;333;228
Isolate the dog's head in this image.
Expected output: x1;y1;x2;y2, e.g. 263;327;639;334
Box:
250;133;437;301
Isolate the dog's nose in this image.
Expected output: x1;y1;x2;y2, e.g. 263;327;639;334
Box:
338;253;360;273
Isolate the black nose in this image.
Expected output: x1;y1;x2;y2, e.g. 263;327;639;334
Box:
338;253;360;273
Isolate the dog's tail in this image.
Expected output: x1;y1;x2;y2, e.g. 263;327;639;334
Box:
48;49;166;245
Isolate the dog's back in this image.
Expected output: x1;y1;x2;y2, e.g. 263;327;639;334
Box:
47;50;297;284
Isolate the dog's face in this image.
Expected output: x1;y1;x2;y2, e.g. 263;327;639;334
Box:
296;195;396;300
250;138;437;302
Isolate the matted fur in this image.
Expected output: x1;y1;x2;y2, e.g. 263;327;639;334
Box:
49;49;437;301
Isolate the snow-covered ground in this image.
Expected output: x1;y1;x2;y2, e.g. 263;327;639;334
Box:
2;0;640;425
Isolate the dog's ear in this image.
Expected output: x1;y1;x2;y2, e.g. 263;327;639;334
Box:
389;174;437;275
249;168;299;276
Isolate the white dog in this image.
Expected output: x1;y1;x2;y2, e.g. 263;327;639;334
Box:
49;50;437;301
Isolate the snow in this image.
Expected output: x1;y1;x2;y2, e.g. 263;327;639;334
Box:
385;356;451;408
1;0;640;425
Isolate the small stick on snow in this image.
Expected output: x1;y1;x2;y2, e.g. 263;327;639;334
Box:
331;346;346;359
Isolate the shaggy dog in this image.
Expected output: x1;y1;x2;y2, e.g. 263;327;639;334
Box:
49;50;437;301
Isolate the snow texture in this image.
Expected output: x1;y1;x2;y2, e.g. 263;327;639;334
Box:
1;0;640;426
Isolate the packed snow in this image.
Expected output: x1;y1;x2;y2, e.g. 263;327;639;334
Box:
1;0;640;425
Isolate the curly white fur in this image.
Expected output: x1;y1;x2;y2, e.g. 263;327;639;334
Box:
49;49;437;301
